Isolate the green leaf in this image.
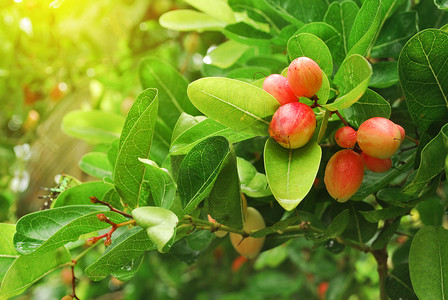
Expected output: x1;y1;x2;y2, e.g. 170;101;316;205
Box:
78;152;113;180
114;89;158;209
206;144;243;229
324;209;350;238
416;0;448;30
159;10;226;32
359;207;409;223
376;187;419;207
372;218;400;250
237;157;272;198
254;246;289;269
177;136;232;215
287;33;333;76
342;89;391;128
398;29;448;132
416;196;444;226
323;54;372;111
252;215;301;239
52;181;112;208
371;11;418;59
85;227;155;281
184;0;235;23
229;0;289;30
170;118;252;155
61;110;125;145
203;40;250;69
435;0;448;11
324;1;359;58
264;0;328;26
386;263;418;300
403;129;447;195
187;77;279;136
0;224;18;283
347;0;381;57
170;230;212;264
14;206;127;255
139;159;175;209
340;202;378;244
223;22;272;46
369;61;399;88
139;57;199;129
264;139;322;211
132;206;178;253
0;247;71;299
110;254;144;282
409;226;448;300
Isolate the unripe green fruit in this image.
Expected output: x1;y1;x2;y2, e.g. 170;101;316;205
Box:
268;102;316;149
361;152;392;173
324;150;364;202
263;74;297;105
230;207;266;259
335;126;357;148
357;117;401;159
287;57;323;98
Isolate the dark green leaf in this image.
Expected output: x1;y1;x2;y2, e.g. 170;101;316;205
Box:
237;157;271;198
264;139;322;211
187;77;279;136
78;152;113;180
372;218;400;250
325;209;350;238
409;226;448;299
398;29;448;132
223;22;272;46
416;0;448;30
386;263;418;300
376;187;419;206
359;207;409;223
416;196;444;226
52;181;112;208
264;0;328;26
114;89;158;209
252;215;301;239
169;230;212;264
435;0;448;11
85;227;155;281
369;61;399;88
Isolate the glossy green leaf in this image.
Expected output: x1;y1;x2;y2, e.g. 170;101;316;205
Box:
347;0;381;57
111;254;144;282
170;230;212;264
264;0;328;26
184;0;235;23
386;263;418;300
139;159;175;209
398;29;448;132
376;187;419;207
203;40;250;69
150;118;171;165
324;209;350;238
403;130;447;195
229;0;289;29
0;224;18;283
0;247;71;299
417;196;444;226
416;0;448;30
264;139;322;211
237;157;272;198
372;218;400;250
335;202;377;244
435;0;448;11
287;33;333;76
359;207;409;223
61;110;125;145
159;10;226;32
177;136;233;215
85;227;155;281
132;206;178;253
342;89;391;128
223;22;272;46
187;77;279;136
114;89;158;209
14;206;127;255
170;118;252;155
369;61;399;88
323;54;372;111
324;1;359;58
206;143;243;229
100;188;123;211
52;181;112;208
139;57;199;129
78;152;113;180
371;11;418;59
409;226;448;300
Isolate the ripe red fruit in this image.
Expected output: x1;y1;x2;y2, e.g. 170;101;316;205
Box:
263;74;297;105
357;117;401;159
287;57;323;98
335;126;357;148
361;152;392;173
324;150;364;202
269;102;316;149
230;207;266;259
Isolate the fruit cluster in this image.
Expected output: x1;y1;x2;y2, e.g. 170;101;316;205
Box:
324;117;405;202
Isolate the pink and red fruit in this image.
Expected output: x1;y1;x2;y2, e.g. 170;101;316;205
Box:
229;207;266;259
335;126;357;148
269;102;316;149
361;152;392;173
263;74;297;105
287;57;323;98
324;149;364;202
395;124;405;142
357;117;401;159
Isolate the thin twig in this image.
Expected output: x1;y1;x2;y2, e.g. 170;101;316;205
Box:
90;196;133;219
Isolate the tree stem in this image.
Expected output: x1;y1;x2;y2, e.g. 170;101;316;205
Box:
372;248;389;300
